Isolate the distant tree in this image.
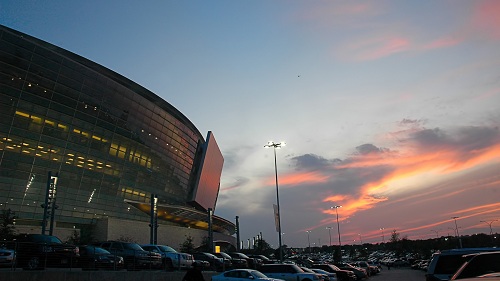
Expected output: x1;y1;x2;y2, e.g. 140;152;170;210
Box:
0;209;17;240
179;235;195;253
199;236;211;252
116;235;135;242
254;238;273;254
390;229;401;243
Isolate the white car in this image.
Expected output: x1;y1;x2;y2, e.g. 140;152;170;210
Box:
212;269;285;281
140;244;194;270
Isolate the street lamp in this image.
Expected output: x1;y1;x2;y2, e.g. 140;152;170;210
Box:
326;227;333;246
264;141;286;262
380;227;385;243
306;230;312;253
331;205;342;261
358;233;363;244
480;220;498;235
452;216;463;248
431;229;439;238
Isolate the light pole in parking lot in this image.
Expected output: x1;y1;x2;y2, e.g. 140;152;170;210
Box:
380;227;385;244
326;227;333;247
452;216;463;248
264;141;286;263
331;205;342;261
480;220;498;235
306;230;312;253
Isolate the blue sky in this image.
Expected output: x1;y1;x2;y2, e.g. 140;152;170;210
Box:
2;0;500;249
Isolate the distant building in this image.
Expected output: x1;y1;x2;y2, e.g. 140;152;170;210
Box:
0;24;235;249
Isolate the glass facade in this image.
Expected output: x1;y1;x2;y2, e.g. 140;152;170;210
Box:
0;25;209;229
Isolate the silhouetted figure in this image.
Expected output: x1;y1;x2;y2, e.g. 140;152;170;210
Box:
183;262;205;281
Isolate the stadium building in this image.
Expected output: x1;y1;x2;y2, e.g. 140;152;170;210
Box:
0;24;236;249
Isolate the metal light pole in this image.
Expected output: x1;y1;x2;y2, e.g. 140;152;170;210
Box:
358;233;363;244
264;141;286;262
452;216;463;248
380;227;385;243
326;227;333;247
331;205;342;261
480;220;498;235
431;229;439;239
306;230;311;253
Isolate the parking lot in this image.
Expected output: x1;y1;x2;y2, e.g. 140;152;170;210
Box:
371;267;425;281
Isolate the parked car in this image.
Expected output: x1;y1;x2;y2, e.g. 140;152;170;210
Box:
193;252;227;271
259;263;322;281
140;244;193;270
311;268;338;281
426;248;499;281
228;252;263;269
0;244;16;268
94;241;161;270
312;264;357;281
451;251;500;280
13;234;79;270
211;268;286;281
215;252;247;269
352;261;379;276
249;254;275;264
302;266;328;281
78;245;124;270
333;263;368;280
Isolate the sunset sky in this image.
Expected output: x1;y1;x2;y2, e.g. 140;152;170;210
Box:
2;0;499;248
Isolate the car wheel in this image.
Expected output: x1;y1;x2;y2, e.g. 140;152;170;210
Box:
25;256;42;270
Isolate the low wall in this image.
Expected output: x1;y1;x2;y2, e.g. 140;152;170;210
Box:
0;270;217;281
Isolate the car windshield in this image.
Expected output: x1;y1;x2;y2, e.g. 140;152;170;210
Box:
252;270;267;278
85;246;110;254
123;243;144;251
218;252;232;259
157;245;177;252
32;235;63;244
231;252;250;258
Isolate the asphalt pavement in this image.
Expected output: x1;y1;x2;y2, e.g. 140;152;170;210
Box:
369;267;425;281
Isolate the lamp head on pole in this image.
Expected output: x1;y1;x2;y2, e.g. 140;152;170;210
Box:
264;141;286;149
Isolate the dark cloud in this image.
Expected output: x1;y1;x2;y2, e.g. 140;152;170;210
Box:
290;153;340;171
410;126;500;152
455;126;499;151
399;118;423;125
410;128;449;148
355;144;382;154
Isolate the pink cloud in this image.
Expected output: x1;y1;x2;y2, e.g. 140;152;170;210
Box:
338;36;412;61
468;0;500;40
422;36;462;50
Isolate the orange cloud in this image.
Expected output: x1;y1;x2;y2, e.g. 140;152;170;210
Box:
264;171;330;187
315;136;500;225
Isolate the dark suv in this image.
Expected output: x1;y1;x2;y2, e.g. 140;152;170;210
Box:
193;252;227;271
93;241;161;270
13;234;79;270
228;252;263;269
426;248;499;281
